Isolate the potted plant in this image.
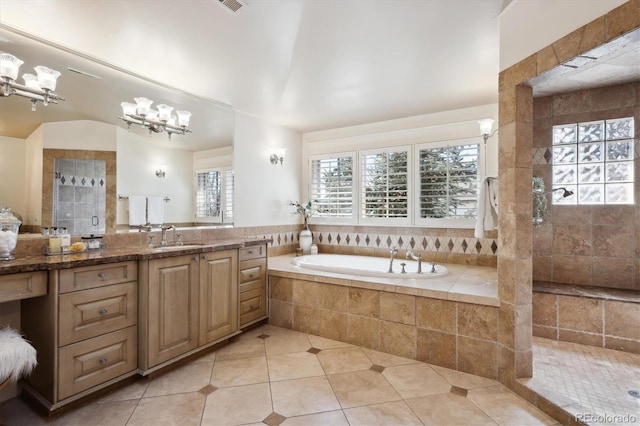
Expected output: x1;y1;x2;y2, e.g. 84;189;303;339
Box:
289;200;318;253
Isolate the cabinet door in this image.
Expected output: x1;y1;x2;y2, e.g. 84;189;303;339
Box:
199;250;238;345
147;255;199;367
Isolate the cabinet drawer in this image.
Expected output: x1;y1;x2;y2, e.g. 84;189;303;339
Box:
60;261;137;294
239;245;266;261
239;258;266;287
59;282;138;346
58;326;137;400
0;271;47;303
239;287;266;326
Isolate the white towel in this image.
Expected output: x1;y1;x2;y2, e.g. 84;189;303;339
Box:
147;196;165;225
128;195;147;226
474;177;499;238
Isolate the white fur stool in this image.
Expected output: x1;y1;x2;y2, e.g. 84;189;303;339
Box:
0;327;37;391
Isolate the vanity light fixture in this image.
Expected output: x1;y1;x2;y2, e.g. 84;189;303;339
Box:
0;52;65;111
270;149;285;165
478;118;497;144
119;97;192;140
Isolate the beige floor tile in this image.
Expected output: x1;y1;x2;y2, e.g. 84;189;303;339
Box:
431;364;499;389
201;383;273;425
192;348;217;363
49;400;138;426
327;370;402;409
281;410;350;425
467;385;558;425
211;356;269;387
307;334;353;350
361;347;419;367
317;346;373;374
263;324;305;336
143;362;214;397
343;400;423;425
271;376;341;417
383;363;451;398
265;333;312;356
406;393;497;425
267;351;325;381
93;379;149;404
128;393;206;426
215;335;266;361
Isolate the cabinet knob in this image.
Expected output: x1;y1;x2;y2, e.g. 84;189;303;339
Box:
201;255;207;260
98;308;108;315
99;358;107;365
98;273;106;279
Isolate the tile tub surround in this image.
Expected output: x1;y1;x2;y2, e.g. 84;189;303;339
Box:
532;282;640;354
268;254;502;380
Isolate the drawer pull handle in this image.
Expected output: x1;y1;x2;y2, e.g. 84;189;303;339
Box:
247;250;253;255
98;273;106;279
202;255;207;260
99;308;108;315
193;256;198;262
249;305;255;310
248;274;255;278
99;358;108;365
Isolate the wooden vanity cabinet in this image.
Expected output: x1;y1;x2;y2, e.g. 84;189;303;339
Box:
138;254;199;369
239;245;268;327
139;249;239;372
21;261;138;409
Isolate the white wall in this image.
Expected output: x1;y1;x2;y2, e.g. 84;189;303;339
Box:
499;0;627;71
0;136;27;218
24;127;43;227
116;128;194;225
193;146;233;170
40;120;117;150
233;112;303;227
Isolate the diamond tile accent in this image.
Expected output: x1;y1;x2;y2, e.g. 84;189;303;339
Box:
434;238;441;249
198;384;218;395
447;239;454;251
258;334;271;340
386;236;392;247
375;236;381;247
491;241;498;254
475;241;482;253
365;235;371;246
397;236;404;247
461;239;468;252
336;234;341;244
422;237;428;250
410;237;416;249
263;412;287;426
356;235;361;244
543;148;552;163
307;347;322;354
369;364;386;373
450;385;468;397
346;235;351;245
328;233;333;243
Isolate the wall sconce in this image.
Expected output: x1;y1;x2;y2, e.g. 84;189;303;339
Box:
155;165;167;178
478;118;497;144
270;149;286;166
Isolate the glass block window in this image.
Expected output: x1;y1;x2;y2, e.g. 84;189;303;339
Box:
418;143;479;219
552;117;634;205
310;155;354;219
195;168;234;222
361;148;409;220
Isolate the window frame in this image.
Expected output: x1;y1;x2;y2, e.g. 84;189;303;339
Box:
414;138;482;228
308;151;357;225
194;166;234;224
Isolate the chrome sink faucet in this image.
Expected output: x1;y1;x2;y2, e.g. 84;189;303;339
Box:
388;246;398;273
406;249;423;274
160;224;175;246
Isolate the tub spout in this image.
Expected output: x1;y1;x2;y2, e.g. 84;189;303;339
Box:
388;246;398;273
406;249;423;274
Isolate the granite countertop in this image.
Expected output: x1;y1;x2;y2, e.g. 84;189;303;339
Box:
0;238;271;275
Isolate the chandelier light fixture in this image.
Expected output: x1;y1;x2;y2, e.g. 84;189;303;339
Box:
119;97;192;140
0;52;65;111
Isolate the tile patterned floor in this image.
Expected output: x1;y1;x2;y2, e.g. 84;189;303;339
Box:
529;337;640;426
0;325;559;426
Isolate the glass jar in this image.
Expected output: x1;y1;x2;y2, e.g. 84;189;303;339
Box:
0;207;21;260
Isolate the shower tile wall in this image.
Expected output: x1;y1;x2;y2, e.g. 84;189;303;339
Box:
532;81;640;291
54;158;106;235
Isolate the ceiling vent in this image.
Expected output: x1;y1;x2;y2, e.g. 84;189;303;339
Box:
217;0;246;15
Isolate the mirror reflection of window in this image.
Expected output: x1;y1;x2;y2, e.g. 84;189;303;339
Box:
195;168;233;224
53;158;106;234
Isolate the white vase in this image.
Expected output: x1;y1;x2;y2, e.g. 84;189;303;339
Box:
299;229;312;254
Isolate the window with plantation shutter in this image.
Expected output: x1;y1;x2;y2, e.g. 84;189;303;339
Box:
195;168;233;223
418;142;479;221
310;155;354;220
360;148;410;221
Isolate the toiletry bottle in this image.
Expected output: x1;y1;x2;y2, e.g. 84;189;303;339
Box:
60;227;71;251
49;234;61;254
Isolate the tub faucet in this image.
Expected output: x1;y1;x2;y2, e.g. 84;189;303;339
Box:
405;249;423;274
388;246;398;273
160;224;175;246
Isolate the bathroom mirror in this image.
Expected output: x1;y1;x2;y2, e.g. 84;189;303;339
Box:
0;25;235;234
